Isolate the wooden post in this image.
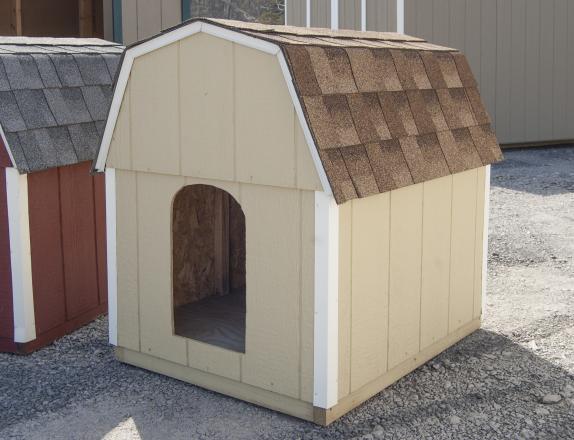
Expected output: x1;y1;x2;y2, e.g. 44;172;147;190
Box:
79;0;94;37
11;0;22;36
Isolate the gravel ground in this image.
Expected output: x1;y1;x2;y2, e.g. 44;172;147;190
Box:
1;147;573;440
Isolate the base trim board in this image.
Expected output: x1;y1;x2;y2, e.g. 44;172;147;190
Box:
116;346;315;421
317;318;481;425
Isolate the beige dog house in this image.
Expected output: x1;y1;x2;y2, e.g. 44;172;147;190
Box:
94;19;502;425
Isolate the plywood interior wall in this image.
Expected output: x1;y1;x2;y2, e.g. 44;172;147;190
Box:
0;1;12;35
21;0;79;37
172;184;245;307
338;167;486;399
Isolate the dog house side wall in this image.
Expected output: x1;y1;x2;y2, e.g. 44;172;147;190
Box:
105;31;325;414
336;167;487;410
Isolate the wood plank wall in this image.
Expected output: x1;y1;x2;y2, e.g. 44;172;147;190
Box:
121;0;182;44
27;161;107;338
107;33;323;403
338;168;486;398
405;0;574;145
0;168;14;343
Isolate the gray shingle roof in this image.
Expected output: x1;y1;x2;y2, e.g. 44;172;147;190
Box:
0;37;123;173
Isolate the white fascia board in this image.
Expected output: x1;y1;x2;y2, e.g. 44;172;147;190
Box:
95;21;280;172
105;168;118;345
331;0;339;30
481;165;491;317
6;168;35;343
0;124;16;168
277;51;333;196
397;0;405;33
313;191;339;409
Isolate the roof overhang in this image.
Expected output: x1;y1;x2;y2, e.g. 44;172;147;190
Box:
92;20;333;196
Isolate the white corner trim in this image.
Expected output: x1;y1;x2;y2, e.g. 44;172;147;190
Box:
306;0;311;27
361;0;367;31
0;124;16;168
313;191;339;409
481;165;491;317
330;0;339;30
95;21;280;172
105;168;118;345
5;168;35;343
277;51;332;196
396;0;405;34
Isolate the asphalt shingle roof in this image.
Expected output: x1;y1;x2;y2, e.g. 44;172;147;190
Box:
0;37;123;173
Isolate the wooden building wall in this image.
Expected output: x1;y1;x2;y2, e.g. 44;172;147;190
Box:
27;161;107;347
0;168;14;347
107;32;323;407
338;167;486;399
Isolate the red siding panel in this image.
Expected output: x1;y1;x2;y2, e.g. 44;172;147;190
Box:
59;162;100;319
28;167;67;335
93;173;107;306
0;168;14;341
0;138;12;168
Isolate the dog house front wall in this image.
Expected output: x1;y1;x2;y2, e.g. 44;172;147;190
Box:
106;32;324;413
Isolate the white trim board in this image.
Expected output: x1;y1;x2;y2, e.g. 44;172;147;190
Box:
105;168;118;345
313;191;339;409
330;0;339;30
93;20;332;196
360;0;367;31
396;0;405;33
5;168;35;343
481;165;491;317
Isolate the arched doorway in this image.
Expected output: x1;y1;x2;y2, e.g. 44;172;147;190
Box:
172;185;246;352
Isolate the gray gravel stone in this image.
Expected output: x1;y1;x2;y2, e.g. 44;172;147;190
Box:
1;147;574;439
541;394;563;405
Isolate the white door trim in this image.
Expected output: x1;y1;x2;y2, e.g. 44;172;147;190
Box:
105;168;118;345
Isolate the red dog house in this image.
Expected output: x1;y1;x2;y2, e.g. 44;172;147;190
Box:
0;37;122;353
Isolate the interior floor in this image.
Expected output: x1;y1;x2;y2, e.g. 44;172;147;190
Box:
174;292;246;353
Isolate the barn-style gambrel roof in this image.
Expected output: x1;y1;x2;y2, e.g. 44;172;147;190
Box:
0;37;123;173
96;18;502;204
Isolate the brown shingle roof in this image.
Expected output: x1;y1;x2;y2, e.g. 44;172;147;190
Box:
132;19;503;204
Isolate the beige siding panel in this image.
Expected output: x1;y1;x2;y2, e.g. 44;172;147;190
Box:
568;1;574;127
161;0;182;29
108;81;132;170
179;33;234;181
115;169;140;351
121;0;138;46
432;0;449;46
295;115;323;191
235;44;296;189
525;0;541;142
405;0;417;35
415;0;434;41
131;42;180;175
240;184;302;399
473;167;487;319
553;0;568;139
539;1;555;140
420;175;452;350
350;193;390;392
464;0;481;85
311;0;331;28
387;0;397;32
366;0;388;32
388;184;423;369
287;0;307;27
495;0;512;142
449;169;477;332
449;0;466;52
338;201;352;400
339;0;361;30
137;172;187;365
480;0;497;132
300;190;315;403
183;176;240;201
510;0;527;141
186;340;241;381
137;0;162;40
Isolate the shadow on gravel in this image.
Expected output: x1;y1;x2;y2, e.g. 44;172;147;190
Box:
491;146;574;196
2;320;573;440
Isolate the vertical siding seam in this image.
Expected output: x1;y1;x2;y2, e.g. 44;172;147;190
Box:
523;0;527;141
232;44;237;182
472;170;480;318
385;192;391;372
297;190;303;399
177;41;182;176
418;182;425;352
293;110;299;188
537;0;541;137
135;0;139;40
135;172;141;351
128;80;134;169
56;168;69;321
347;200;353;392
446;174;454;333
